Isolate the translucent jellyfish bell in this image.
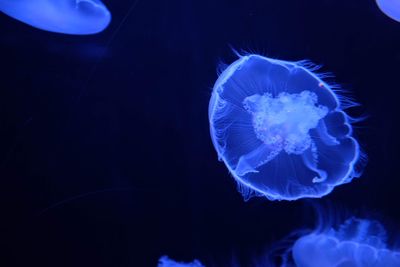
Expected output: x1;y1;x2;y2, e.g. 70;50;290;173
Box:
209;53;364;201
0;0;111;35
376;0;400;22
292;218;400;267
158;256;205;267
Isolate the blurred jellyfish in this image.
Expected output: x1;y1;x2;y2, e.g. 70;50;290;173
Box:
209;53;364;201
376;0;400;22
290;218;400;267
0;0;111;35
158;256;205;267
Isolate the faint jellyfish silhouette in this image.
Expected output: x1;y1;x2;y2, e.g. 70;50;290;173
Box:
209;53;364;201
158;256;205;267
291;218;400;267
0;0;111;34
376;0;400;22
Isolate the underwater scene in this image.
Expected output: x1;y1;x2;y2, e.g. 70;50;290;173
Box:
1;0;400;266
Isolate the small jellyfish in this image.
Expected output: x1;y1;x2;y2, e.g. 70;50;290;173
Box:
292;218;400;267
0;0;111;35
209;53;363;201
376;0;400;22
158;256;205;267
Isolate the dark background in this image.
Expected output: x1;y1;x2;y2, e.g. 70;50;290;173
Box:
1;0;399;266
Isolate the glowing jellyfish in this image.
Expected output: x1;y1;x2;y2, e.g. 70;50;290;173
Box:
209;53;363;201
158;256;205;267
291;218;400;267
0;0;111;35
376;0;400;22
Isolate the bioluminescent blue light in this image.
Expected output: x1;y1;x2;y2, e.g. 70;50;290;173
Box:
209;53;364;201
292;218;400;267
158;256;205;267
376;0;400;22
0;0;111;35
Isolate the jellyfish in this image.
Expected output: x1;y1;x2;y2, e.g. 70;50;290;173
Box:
158;256;205;267
376;0;400;22
0;0;111;35
209;53;364;201
290;218;400;267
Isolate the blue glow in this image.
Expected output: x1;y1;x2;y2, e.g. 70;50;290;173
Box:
0;0;111;35
158;256;205;267
292;218;400;267
209;53;364;201
376;0;400;22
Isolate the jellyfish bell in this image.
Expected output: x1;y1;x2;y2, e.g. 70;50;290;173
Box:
158;256;205;267
209;53;364;201
292;218;400;267
0;0;111;35
376;0;400;22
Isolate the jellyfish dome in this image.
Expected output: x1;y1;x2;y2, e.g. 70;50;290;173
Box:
0;0;111;35
292;218;400;267
158;256;205;267
209;53;363;201
376;0;400;22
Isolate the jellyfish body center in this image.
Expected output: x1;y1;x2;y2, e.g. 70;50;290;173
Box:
244;90;328;158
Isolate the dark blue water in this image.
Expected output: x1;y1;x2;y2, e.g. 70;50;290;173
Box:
1;1;400;266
